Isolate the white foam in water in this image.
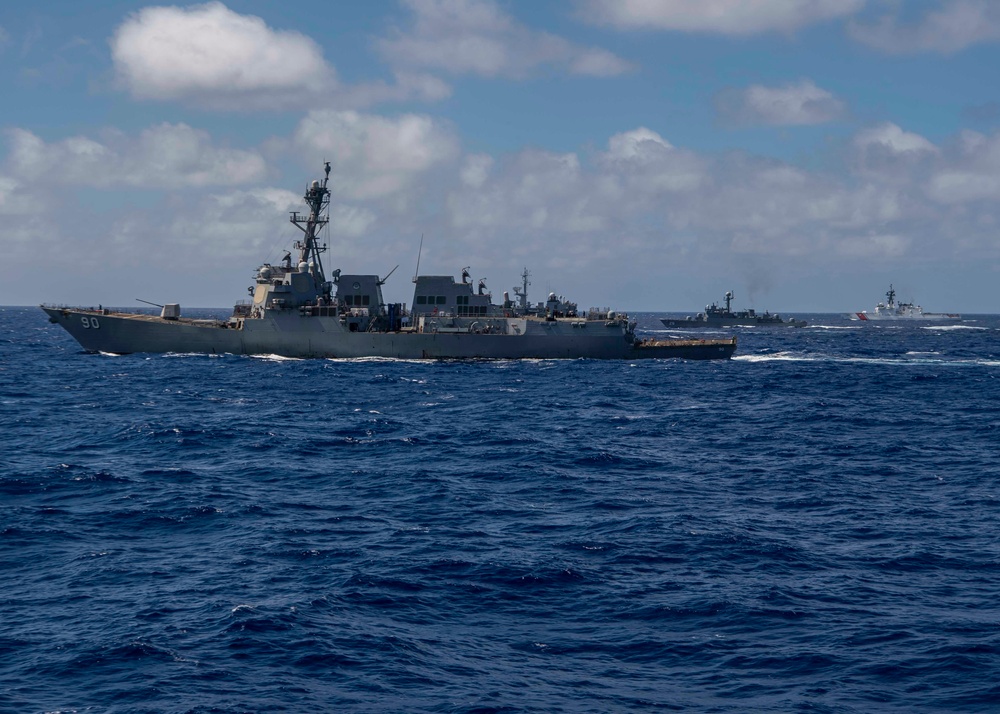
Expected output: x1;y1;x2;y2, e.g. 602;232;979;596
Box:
333;356;426;363
734;352;817;363
162;352;219;358
736;352;1000;368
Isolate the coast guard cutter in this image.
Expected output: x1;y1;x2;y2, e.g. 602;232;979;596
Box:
850;285;960;321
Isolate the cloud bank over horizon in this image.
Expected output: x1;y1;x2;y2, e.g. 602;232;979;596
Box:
6;114;999;297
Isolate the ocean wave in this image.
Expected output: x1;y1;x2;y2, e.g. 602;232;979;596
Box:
736;352;1000;368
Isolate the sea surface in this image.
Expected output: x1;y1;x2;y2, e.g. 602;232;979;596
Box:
2;306;999;713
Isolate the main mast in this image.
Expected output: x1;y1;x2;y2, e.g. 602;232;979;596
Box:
289;161;331;281
513;267;531;310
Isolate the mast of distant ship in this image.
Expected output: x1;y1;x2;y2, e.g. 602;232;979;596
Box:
289;161;331;282
513;267;531;310
886;284;895;308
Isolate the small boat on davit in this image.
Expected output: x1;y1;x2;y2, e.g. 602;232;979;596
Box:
43;163;736;360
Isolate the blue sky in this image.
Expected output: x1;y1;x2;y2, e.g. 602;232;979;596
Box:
2;0;999;311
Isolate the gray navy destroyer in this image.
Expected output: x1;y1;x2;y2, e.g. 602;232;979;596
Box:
43;163;736;360
661;291;806;328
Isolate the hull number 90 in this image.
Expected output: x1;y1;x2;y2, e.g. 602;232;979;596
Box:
81;316;101;329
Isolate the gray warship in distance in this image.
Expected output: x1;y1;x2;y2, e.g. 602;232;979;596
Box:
661;291;806;329
850;284;960;321
43;163;736;360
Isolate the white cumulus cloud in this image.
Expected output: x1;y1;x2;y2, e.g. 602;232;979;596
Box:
577;0;865;34
291;110;461;200
157;187;301;257
460;154;494;188
330;204;378;238
378;0;633;78
5;124;267;188
834;233;911;258
435;125;961;281
602;128;707;193
111;1;335;108
926;130;1000;203
714;80;846;126
0;175;31;216
854;123;939;155
852;122;939;179
606;127;674;159
447;147;628;247
849;0;1000;54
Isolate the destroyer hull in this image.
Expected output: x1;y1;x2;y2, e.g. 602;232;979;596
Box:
44;307;736;360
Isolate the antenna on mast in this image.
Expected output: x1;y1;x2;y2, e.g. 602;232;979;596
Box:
378;265;399;286
412;233;424;283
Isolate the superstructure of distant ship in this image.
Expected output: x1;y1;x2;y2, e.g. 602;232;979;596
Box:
661;291;806;328
850;285;960;321
43;163;736;360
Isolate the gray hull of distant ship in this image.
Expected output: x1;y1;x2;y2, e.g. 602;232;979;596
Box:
45;308;736;360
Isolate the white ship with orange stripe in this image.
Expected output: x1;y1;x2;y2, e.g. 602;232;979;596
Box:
851;285;960;321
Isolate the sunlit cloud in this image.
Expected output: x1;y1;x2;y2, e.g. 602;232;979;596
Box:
714;80;846;126
378;0;634;78
849;0;1000;54
291;110;461;200
111;2;335;107
5;123;267;188
577;0;864;35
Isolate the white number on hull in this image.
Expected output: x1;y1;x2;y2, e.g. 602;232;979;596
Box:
80;316;101;329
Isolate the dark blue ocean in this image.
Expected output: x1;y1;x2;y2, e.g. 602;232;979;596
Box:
3;306;999;713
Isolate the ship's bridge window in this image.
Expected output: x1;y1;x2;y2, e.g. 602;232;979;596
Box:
416;296;446;305
344;294;370;306
457;295;469;306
